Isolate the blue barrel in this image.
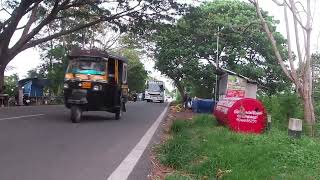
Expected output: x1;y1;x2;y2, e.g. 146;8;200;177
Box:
192;99;216;113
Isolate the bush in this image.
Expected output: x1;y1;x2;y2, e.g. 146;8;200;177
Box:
170;120;190;133
259;92;304;130
175;92;182;103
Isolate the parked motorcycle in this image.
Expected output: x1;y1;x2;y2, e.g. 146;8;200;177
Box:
133;93;137;102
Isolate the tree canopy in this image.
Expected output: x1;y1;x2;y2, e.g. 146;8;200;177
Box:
119;49;147;93
0;0;186;91
4;74;19;97
151;0;290;98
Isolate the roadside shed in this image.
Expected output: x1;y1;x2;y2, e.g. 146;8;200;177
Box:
18;78;50;105
216;68;258;100
18;78;49;97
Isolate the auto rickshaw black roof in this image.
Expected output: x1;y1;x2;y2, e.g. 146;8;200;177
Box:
69;48;128;63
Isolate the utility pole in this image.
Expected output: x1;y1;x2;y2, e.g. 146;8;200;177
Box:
214;27;220;102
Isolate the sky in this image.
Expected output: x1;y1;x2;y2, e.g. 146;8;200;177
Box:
4;0;320;92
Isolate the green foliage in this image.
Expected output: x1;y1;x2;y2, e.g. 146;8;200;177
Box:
4;74;19;97
186;64;216;98
27;45;70;96
45;46;69;95
165;173;192;180
26;69;44;79
119;49;147;93
259;93;304;130
312;52;320;121
175;90;183;103
158;115;320;179
152;0;290;98
170;120;189;134
0;0;187;93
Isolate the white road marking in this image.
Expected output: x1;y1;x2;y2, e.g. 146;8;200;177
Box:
0;114;45;121
107;103;170;180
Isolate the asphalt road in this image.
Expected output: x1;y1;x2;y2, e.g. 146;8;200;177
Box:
0;101;168;180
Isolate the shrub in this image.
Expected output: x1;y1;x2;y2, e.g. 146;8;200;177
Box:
259;92;304;130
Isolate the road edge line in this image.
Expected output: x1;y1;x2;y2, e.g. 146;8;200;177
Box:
0;114;45;121
107;103;170;180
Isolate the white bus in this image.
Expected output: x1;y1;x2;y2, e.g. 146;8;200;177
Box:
144;80;165;103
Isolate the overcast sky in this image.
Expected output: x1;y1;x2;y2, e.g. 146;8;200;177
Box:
4;0;320;91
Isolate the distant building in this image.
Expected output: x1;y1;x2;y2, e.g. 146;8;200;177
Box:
18;78;49;97
18;78;50;105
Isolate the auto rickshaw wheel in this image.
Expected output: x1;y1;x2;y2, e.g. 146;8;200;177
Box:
71;106;82;123
115;111;121;120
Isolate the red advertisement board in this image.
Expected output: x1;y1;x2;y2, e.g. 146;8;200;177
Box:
225;75;246;98
213;98;267;134
226;89;245;98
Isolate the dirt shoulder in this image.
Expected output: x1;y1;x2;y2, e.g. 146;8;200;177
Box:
148;104;194;180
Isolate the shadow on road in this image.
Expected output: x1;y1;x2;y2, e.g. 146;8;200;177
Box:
44;110;119;124
80;113;118;123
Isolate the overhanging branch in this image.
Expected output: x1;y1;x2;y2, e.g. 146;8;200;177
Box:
21;18;105;51
284;0;307;30
289;0;304;67
9;0;66;55
251;0;295;83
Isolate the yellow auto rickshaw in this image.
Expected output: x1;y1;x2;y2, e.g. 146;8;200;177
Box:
63;49;128;123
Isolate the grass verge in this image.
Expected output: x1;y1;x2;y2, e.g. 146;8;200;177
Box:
157;115;320;180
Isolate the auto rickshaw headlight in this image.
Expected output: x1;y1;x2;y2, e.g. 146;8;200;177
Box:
93;85;101;91
64;73;74;80
63;83;69;89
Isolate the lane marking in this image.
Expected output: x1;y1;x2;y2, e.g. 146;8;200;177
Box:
0;114;45;121
107;103;170;180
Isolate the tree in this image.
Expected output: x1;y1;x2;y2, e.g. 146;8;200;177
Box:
26;69;43;79
0;0;185;92
250;0;316;135
153;24;200;97
119;49;147;93
43;45;69;95
151;0;290;98
186;64;216;98
25;44;69;96
4;74;19;97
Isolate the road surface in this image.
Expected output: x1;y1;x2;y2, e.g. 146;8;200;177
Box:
0;101;168;180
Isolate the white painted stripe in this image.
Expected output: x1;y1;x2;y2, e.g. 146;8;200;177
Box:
0;114;45;121
107;103;170;180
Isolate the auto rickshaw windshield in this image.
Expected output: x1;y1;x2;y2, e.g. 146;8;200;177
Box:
67;58;106;75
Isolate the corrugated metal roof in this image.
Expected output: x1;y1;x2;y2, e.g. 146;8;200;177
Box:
216;67;257;84
69;48;128;63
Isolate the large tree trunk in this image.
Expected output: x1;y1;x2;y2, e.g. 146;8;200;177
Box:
303;94;316;136
175;81;185;101
302;67;316;136
251;0;316;136
0;65;5;93
0;52;10;94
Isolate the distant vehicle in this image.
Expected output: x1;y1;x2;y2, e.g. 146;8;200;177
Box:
144;80;165;103
138;93;143;101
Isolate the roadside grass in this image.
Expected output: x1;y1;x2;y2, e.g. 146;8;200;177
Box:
157;115;320;180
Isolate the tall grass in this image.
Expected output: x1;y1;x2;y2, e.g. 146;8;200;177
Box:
158;115;320;180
